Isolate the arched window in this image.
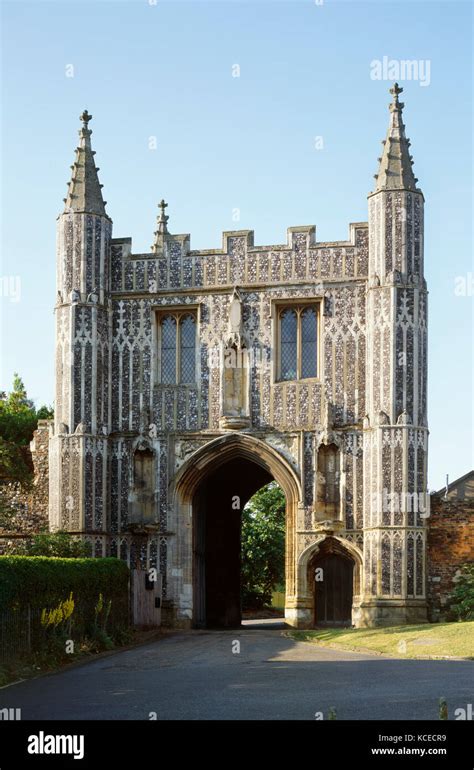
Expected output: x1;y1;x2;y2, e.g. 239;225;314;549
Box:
278;304;319;381
158;311;196;385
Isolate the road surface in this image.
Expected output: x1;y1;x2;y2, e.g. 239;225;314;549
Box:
1;621;472;720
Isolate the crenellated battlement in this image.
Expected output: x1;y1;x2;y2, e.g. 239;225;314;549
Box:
110;223;369;294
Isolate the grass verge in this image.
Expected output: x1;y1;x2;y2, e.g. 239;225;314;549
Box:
288;621;474;659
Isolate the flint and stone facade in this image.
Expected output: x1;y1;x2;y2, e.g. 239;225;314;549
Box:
49;86;429;628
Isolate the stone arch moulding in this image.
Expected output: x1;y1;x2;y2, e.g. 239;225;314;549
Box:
296;535;364;627
172;432;302;504
169;432;303;623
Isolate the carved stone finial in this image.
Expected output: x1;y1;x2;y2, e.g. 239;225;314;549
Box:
80;110;92;127
389;82;404;111
64;109;106;215
157;199;169;234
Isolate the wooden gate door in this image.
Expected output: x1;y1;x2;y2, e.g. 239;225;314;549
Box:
314;554;353;625
131;569;162;628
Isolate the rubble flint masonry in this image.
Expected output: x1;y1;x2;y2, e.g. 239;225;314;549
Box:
50;86;429;628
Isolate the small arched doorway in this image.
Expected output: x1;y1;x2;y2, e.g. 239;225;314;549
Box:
309;538;356;626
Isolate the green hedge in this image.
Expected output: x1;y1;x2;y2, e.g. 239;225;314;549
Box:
0;556;129;611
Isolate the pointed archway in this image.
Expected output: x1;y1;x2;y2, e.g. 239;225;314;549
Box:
170;433;302;628
297;535;363;627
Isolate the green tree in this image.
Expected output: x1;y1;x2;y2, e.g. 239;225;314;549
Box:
241;482;285;609
0;374;53;483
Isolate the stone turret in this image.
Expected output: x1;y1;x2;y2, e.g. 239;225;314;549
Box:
363;84;428;625
50;111;112;551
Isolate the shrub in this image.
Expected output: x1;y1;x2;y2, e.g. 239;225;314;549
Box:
0;556;130;641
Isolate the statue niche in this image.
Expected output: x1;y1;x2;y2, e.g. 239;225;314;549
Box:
220;287;250;430
128;444;157;529
314;442;341;522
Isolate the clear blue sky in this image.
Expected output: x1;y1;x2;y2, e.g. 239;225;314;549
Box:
1;0;472;490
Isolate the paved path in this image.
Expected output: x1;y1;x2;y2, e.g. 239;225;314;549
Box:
2;625;472;720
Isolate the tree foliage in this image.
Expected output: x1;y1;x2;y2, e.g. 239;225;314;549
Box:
447;563;474;621
0;374;53;483
241;482;285;609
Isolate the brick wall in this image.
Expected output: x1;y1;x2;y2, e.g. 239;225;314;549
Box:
427;494;474;621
